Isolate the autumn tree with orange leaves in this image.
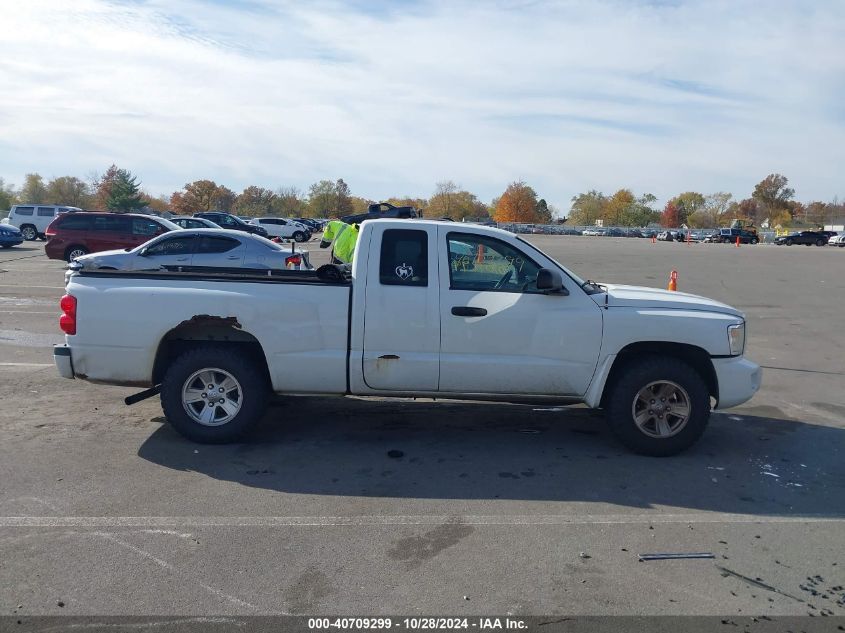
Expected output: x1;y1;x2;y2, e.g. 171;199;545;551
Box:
492;181;539;223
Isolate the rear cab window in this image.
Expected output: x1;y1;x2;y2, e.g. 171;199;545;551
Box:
14;206;34;216
379;229;428;287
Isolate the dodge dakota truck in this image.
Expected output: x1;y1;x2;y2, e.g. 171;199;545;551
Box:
54;220;761;455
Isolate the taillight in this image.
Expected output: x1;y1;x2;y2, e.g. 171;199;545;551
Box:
285;255;301;268
59;294;77;335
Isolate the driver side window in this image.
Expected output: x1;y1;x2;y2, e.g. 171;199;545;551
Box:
447;233;541;293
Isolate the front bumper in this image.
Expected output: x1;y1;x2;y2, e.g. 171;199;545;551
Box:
54;344;75;379
713;357;761;409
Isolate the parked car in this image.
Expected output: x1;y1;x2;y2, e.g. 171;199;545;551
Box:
68;229;311;273
0;223;23;248
193;212;269;238
719;228;759;244
774;231;829;246
56;219;760;456
292;218;324;232
44;213;180;262
170;216;220;230
248;217;311;242
2;204;82;241
639;229;657;239
828;234;845;247
657;231;677;241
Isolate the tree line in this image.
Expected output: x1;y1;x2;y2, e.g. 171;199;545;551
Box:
568;174;844;229
0;166;557;223
0;167;840;228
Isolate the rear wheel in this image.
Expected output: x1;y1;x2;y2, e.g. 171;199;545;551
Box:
604;356;711;456
20;225;37;241
785;238;793;246
293;231;306;242
65;246;88;262
816;239;825;246
160;345;269;443
750;237;759;244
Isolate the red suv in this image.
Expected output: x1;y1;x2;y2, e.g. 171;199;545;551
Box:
45;213;179;262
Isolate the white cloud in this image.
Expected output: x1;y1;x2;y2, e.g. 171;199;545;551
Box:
1;0;843;210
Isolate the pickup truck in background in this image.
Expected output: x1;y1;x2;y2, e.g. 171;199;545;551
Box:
54;220;761;456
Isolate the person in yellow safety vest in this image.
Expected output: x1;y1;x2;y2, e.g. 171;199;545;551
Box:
331;223;359;264
320;220;349;264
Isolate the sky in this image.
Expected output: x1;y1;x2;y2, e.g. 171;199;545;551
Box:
1;0;843;212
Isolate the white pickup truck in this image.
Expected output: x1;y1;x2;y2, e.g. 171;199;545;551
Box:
54;220;761;455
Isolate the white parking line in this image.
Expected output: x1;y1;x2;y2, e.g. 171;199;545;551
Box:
0;284;64;289
0;513;841;528
0;362;53;367
0;310;56;314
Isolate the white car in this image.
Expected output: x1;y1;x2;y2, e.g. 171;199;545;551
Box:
54;220;760;456
828;234;845;247
2;204;82;240
248;217;312;242
66;228;311;275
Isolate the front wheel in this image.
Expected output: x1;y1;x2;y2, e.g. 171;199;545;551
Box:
160;345;269;443
604;356;710;456
750;237;759;244
816;239;825;246
785;239;793;246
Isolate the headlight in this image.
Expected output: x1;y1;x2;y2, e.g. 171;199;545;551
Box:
728;322;745;356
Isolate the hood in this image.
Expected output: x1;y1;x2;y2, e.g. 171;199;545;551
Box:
598;284;743;318
0;223;21;233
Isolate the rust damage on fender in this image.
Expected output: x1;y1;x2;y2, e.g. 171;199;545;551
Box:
175;314;242;330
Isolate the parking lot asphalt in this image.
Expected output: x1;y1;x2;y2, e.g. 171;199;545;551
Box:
1;237;843;617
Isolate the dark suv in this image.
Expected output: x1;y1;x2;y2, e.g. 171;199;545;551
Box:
193;212;269;237
44;213;179;262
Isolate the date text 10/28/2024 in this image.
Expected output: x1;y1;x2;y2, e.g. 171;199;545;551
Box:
308;618;528;630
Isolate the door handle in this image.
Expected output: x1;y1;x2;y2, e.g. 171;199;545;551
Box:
451;306;487;317
176;257;188;261
226;255;239;259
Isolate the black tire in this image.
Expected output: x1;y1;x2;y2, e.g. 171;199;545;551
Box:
785;238;793;246
750;237;759;245
293;231;306;242
65;245;88;262
816;239;825;246
160;345;269;443
20;224;37;241
604;355;711;456
1;244;13;249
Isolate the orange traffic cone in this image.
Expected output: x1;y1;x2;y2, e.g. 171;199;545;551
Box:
668;270;678;291
735;236;740;247
652;235;656;244
476;244;485;264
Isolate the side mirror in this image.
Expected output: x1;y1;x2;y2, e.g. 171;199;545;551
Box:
537;268;568;295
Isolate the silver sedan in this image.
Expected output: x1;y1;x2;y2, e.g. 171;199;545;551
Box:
69;229;312;272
